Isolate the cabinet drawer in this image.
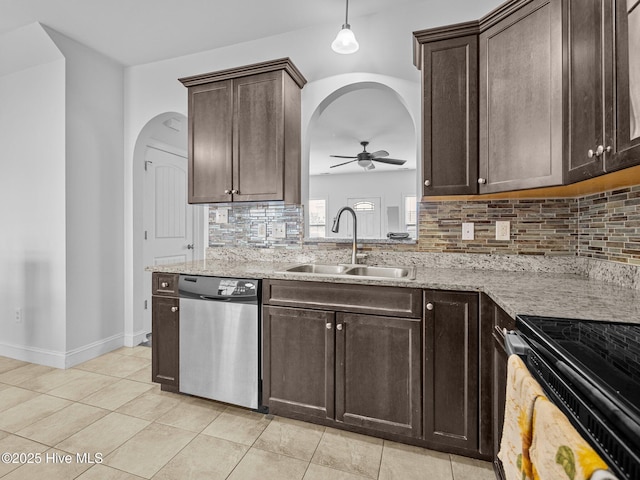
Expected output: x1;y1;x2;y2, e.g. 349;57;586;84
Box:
263;280;422;319
152;273;179;296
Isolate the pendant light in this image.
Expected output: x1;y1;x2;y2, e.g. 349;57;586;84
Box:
331;0;359;54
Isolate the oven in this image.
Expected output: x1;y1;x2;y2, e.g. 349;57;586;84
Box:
504;315;640;480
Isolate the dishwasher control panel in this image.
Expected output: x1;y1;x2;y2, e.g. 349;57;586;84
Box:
179;275;259;302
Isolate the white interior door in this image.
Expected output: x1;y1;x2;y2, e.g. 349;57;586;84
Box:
142;144;204;335
347;196;382;239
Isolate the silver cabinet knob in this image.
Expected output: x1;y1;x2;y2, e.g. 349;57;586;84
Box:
587;149;595;158
326;323;332;330
231;189;239;194
224;189;231;194
336;324;343;331
161;282;169;288
170;306;179;313
588;145;612;158
426;302;434;311
477;178;487;184
424;180;431;187
186;244;194;250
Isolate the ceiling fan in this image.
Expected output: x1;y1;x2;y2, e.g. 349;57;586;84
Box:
330;141;407;170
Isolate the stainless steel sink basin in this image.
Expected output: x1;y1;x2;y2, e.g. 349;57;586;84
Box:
280;263;416;280
343;265;416;279
284;264;350;274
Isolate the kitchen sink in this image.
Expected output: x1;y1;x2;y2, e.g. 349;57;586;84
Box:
280;263;416;280
285;264;350;274
343;265;415;279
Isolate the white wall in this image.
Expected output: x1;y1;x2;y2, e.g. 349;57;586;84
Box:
46;29;125;360
0;57;67;362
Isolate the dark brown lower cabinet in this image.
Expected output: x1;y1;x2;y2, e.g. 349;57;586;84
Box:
336;312;422;438
262;306;335;420
151;295;179;391
423;290;480;453
262;285;422;439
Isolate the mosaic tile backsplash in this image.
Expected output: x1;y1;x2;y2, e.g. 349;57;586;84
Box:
208;185;640;265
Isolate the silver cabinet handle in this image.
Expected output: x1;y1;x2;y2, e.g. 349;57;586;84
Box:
161;282;169;288
170;306;179;313
477;178;487;184
326;323;332;330
426;302;434;311
336;324;343;331
424;180;431;187
588;145;612;158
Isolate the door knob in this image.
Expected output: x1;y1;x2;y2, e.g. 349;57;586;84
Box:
186;244;194;250
231;189;239;194
326;323;332;330
224;189;231;194
424;180;431;187
426;302;434;311
477;178;487;184
336;324;343;331
161;282;169;288
170;306;179;313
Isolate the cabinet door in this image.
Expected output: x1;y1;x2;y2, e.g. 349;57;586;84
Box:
233;71;285;202
263;306;335;420
479;0;563;193
423;290;479;452
335;312;422;438
566;0;615;183
151;296;179;388
422;35;478;196
188;80;233;203
611;0;640;171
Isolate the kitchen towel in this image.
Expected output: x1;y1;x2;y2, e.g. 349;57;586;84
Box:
498;354;548;480
529;396;618;480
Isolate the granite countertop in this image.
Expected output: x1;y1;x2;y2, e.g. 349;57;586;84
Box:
150;259;640;325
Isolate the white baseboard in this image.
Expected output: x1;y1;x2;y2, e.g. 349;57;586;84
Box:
0;342;67;369
64;334;124;368
0;333;125;369
124;330;149;348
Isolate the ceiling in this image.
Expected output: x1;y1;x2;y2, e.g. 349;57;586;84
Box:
0;0;429;66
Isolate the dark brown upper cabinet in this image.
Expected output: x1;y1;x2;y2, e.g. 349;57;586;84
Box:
611;0;640;172
414;25;479;196
179;58;306;204
565;0;615;182
479;0;564;193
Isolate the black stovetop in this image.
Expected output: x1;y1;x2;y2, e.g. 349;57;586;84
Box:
516;315;640;420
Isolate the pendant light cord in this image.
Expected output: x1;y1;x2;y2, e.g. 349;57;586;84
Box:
344;0;350;27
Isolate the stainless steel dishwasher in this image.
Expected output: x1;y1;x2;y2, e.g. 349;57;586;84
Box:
178;275;260;409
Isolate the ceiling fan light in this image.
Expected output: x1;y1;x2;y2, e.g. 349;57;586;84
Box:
332;25;359;54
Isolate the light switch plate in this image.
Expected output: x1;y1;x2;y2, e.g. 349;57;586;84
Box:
273;222;287;239
257;223;267;238
462;222;474;240
496;221;510;241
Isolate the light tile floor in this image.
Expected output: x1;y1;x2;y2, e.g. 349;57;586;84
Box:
0;348;496;479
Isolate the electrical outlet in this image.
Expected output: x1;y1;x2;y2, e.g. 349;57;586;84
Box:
462;222;474;240
15;307;22;323
273;222;287;239
496;221;510;241
215;208;229;224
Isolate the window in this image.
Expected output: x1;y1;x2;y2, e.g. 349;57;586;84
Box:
308;199;327;238
404;196;417;238
353;201;375;212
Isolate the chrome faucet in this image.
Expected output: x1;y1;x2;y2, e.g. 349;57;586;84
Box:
331;206;358;265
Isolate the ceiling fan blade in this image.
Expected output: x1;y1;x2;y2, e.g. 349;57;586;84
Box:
372;157;407;165
369;150;389;158
330;155;357;159
330;159;358;168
